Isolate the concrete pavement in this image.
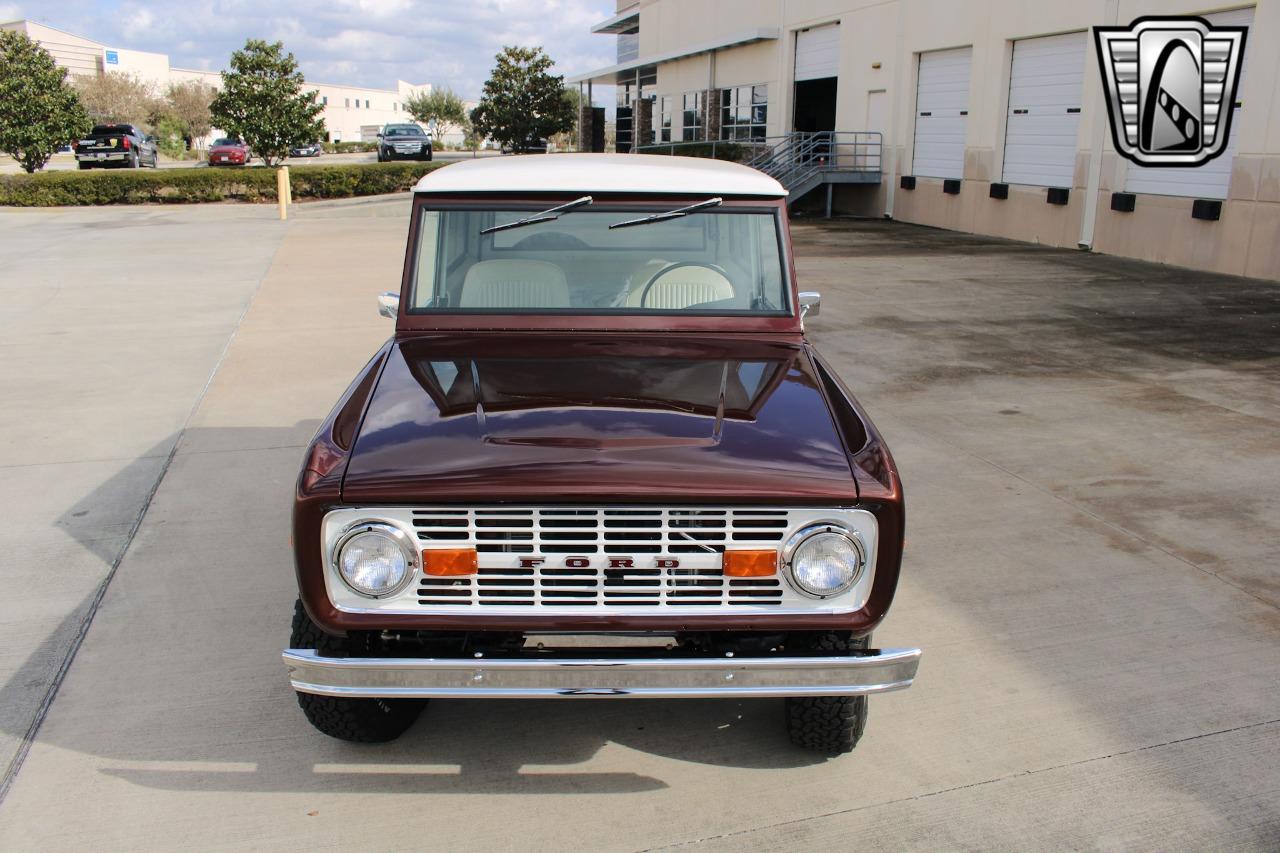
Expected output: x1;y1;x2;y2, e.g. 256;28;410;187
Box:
0;202;1276;850
0;204;287;793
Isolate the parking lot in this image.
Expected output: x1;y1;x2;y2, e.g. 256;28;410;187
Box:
0;198;1277;850
0;149;494;173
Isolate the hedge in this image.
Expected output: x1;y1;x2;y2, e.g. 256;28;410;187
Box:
322;141;378;154
0;161;447;206
635;143;754;163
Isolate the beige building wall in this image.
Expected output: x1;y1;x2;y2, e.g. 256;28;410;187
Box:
588;0;1280;279
1;20;103;76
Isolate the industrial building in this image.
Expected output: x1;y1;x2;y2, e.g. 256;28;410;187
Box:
1;20;432;144
569;1;1280;279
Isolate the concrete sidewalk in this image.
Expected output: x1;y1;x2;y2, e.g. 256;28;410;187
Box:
0;207;1276;850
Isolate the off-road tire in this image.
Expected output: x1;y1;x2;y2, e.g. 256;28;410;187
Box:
785;633;870;755
78;161;92;170
289;600;425;743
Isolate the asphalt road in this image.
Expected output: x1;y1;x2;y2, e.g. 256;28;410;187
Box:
0;197;1276;850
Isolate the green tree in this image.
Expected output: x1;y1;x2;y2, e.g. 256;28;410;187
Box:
209;39;324;166
0;30;91;173
470;46;575;153
165;80;216;150
74;71;159;127
153;115;189;159
403;87;468;139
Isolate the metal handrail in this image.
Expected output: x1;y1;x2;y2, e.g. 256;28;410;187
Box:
637;131;882;195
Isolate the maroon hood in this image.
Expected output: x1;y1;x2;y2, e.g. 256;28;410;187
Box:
340;335;859;504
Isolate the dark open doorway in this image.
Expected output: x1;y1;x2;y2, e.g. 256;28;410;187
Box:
793;77;838;132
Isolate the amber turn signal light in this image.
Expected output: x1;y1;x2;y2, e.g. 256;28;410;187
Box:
422;548;478;576
723;550;777;577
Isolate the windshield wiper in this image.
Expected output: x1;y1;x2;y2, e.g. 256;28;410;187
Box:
608;197;722;229
480;196;593;235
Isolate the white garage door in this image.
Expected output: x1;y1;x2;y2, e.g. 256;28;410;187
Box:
795;23;840;81
1124;6;1254;199
913;47;972;179
1002;31;1088;187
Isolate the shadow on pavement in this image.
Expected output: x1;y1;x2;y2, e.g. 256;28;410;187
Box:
3;423;827;801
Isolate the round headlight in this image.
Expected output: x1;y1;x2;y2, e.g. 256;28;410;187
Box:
783;524;866;598
333;522;416;598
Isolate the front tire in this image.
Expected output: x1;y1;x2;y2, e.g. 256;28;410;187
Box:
78;161;92;170
784;633;870;755
289;600;425;742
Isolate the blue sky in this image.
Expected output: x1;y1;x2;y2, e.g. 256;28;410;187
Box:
2;0;616;98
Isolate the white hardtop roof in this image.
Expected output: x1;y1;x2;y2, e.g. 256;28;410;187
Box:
413;153;786;198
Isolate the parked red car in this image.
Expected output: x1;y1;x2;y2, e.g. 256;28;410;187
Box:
208;138;251;166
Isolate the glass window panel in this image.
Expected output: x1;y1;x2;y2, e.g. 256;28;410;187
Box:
410;207;789;316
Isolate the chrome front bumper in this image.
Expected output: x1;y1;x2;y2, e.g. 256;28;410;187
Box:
282;647;921;699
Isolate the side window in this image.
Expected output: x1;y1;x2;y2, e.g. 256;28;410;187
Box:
414;211;440;308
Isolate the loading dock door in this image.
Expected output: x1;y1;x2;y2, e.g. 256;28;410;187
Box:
795;23;840;81
1002;31;1087;187
794;24;840;132
913;47;972;179
1123;6;1254;199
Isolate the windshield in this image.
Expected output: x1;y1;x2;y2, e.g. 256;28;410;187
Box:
214;138;241;146
409;205;788;315
386;127;426;137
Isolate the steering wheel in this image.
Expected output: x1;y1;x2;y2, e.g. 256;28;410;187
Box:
639;262;733;308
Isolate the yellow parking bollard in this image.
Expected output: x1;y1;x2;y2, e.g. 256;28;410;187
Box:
277;165;290;221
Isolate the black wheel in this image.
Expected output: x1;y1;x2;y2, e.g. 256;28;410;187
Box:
78;161;92;170
128;150;140;168
151;151;159;167
425;149;432;161
289;600;425;742
784;633;870;755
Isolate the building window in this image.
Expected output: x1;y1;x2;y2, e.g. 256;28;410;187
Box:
721;84;767;140
682;91;703;141
345;98;350;108
322;96;328;106
365;99;370;108
658;95;673;143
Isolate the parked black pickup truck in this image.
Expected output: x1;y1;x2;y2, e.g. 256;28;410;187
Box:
74;124;159;169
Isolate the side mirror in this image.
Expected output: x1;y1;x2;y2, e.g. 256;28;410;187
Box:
799;291;822;318
377;291;399;319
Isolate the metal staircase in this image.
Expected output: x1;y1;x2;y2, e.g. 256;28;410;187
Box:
745;131;883;202
637;131;882;211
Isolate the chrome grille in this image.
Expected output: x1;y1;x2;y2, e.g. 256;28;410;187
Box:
419;563;785;607
322;505;878;616
415;507;787;607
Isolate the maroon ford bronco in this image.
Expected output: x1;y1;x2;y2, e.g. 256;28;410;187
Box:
284;154;920;755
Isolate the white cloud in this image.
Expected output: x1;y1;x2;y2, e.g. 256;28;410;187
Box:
35;0;617;98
